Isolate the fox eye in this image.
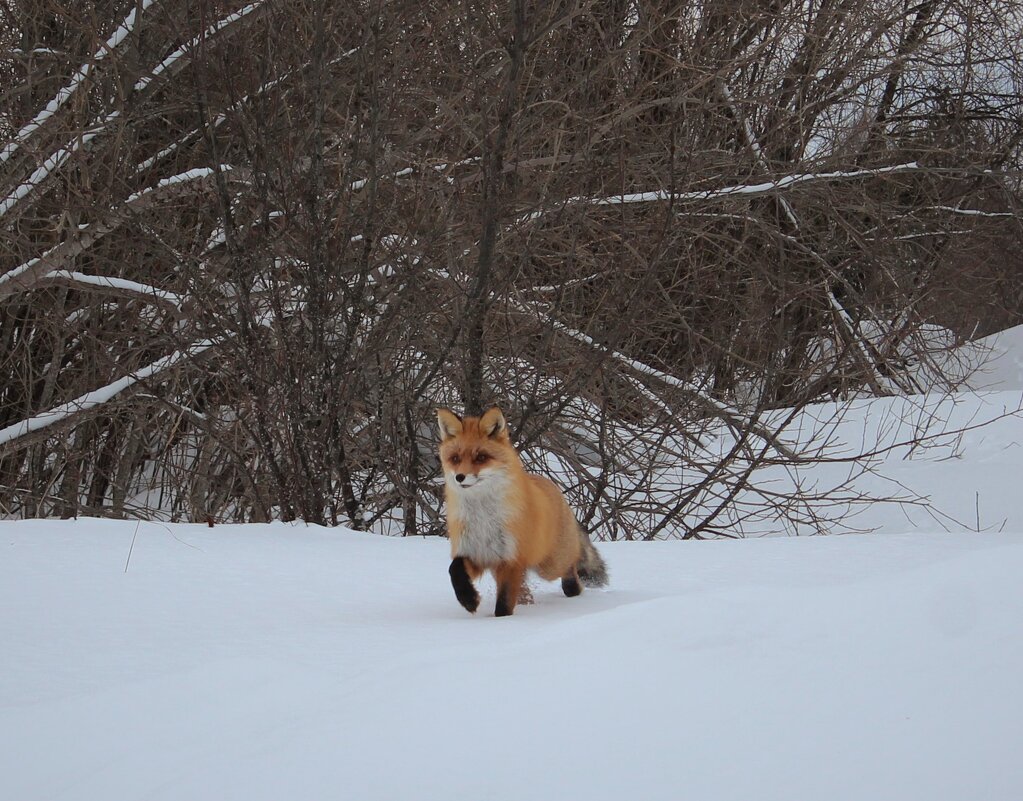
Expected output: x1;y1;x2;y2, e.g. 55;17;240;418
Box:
473;452;489;464
450;454;461;465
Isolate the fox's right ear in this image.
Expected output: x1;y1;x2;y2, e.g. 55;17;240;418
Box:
436;408;463;441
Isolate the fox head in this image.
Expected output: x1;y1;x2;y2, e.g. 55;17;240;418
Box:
436;407;519;490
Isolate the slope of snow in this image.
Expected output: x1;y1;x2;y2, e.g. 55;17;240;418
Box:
762;388;1023;536
2;518;1021;801
966;324;1023;391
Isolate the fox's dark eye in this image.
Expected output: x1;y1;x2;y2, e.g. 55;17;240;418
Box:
473;452;489;464
450;455;461;465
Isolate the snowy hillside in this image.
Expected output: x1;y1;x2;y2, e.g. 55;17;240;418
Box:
2;518;1022;801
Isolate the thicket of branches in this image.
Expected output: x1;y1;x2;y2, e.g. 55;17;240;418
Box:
1;0;1021;536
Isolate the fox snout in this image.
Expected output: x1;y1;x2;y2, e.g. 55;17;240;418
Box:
452;472;482;488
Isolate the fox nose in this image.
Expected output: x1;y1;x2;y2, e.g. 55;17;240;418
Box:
455;473;466;483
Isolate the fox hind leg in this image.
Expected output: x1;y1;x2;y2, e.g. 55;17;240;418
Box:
561;565;582;598
449;557;481;613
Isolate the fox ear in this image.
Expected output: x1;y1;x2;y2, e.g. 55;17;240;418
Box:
436;408;463;440
480;407;508;440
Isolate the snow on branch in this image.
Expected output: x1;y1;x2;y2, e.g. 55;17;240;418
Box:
348;158;479;192
349;167;413;191
929;205;1015;218
0;1;157;166
718;79;895;397
135;48;359;176
134;3;266;93
503;294;799;460
0;121;111;222
0;167;232;302
1;4;258;222
0;338;216;455
36;271;185;311
0;301;289;455
123;167;230;204
524;273;602;294
521;162;924;223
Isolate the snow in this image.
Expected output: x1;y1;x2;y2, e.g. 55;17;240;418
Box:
0;108;128;222
1;165;214;302
43;270;184;307
0;306;287;450
599;161;921;203
122;166;227;205
505;292;798;458
0;131;84;220
0;253;43;291
523;161;923;222
3;331;1023;799
931;205;1016;218
1;520;1021;800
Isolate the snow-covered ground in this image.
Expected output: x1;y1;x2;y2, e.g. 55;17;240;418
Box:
3;327;1023;800
2;520;1021;800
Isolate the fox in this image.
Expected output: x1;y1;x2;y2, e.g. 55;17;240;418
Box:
436;406;608;616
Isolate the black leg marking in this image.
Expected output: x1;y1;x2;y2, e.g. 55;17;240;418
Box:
494;566;524;617
449;557;479;613
562;575;582;597
495;589;514;617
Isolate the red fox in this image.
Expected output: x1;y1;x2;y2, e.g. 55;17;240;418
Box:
436;406;608;616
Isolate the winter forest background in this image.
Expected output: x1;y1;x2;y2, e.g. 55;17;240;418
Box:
2;0;1022;537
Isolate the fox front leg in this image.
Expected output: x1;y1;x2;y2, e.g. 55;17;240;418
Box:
449;556;481;613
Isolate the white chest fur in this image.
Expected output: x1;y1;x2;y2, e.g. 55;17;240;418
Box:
448;474;517;566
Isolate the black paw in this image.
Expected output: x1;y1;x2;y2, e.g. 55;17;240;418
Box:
459;590;480;614
562;575;582;597
449;558;480;614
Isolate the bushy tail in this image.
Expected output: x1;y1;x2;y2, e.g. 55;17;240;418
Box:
576;530;609;588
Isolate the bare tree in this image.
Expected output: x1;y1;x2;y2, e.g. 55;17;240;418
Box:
1;0;1021;537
